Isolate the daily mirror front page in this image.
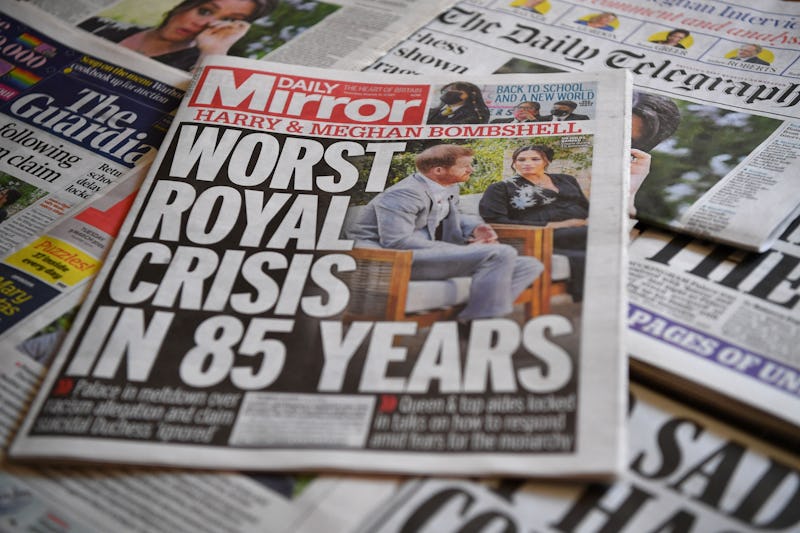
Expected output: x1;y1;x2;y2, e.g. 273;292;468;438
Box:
366;0;800;252
10;57;629;477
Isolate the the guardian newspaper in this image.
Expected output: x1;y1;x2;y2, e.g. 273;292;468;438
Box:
0;3;186;338
11;57;629;476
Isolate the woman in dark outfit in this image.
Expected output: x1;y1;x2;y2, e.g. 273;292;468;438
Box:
479;145;588;301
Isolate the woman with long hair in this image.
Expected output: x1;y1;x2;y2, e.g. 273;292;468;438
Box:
479;145;588;301
80;0;277;71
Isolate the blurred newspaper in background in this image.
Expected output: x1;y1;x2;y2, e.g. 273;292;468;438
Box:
366;0;800;252
0;466;396;532
24;0;458;72
0;4;185;258
628;218;800;449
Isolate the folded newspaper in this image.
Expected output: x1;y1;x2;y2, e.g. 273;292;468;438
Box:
627;220;800;449
0;3;186;337
366;0;800;252
11;57;629;476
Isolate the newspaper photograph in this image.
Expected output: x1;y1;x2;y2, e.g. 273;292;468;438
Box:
354;383;800;533
10;58;629;476
365;0;800;252
0;3;186;336
627;217;800;448
25;0;458;72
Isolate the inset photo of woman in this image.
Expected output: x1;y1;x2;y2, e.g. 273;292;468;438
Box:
78;0;340;72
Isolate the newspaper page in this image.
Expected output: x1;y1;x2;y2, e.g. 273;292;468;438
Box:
24;0;457;73
354;383;800;533
365;0;800;252
627;218;800;448
0;465;397;533
0;3;186;279
10;57;629;476
0;166;155;459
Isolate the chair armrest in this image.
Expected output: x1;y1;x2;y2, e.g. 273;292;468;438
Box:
490;224;555;315
342;247;413;321
490;223;553;262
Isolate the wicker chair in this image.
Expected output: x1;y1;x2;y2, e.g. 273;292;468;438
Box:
341;198;555;327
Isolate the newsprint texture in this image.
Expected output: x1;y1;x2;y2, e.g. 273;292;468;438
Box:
628;218;800;448
367;0;800;251
11;58;629;476
353;384;800;533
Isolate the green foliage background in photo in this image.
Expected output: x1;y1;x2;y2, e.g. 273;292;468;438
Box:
90;0;340;60
348;136;594;207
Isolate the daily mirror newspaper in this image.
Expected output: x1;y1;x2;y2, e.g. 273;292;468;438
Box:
10;58;630;476
352;383;800;533
627;219;800;449
365;0;800;252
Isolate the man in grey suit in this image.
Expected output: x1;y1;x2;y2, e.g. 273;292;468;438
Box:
347;144;543;322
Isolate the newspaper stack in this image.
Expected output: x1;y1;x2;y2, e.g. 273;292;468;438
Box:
0;0;797;531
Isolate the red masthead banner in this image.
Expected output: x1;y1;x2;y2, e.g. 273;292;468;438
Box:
189;67;428;125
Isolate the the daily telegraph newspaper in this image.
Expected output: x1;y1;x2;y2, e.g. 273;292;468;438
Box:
10;58;630;476
24;0;457;73
353;384;800;533
0;3;186;334
627;219;800;448
366;0;800;252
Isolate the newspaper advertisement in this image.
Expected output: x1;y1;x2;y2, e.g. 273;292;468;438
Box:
365;0;800;252
354;383;800;533
0;3;186;337
10;57;629;476
24;0;457;73
627;218;800;447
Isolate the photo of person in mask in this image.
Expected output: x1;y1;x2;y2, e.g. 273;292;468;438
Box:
427;82;491;125
542;100;589;121
491;101;547;123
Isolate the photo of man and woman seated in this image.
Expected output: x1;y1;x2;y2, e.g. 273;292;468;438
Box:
343;81;693;332
342;137;593;335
